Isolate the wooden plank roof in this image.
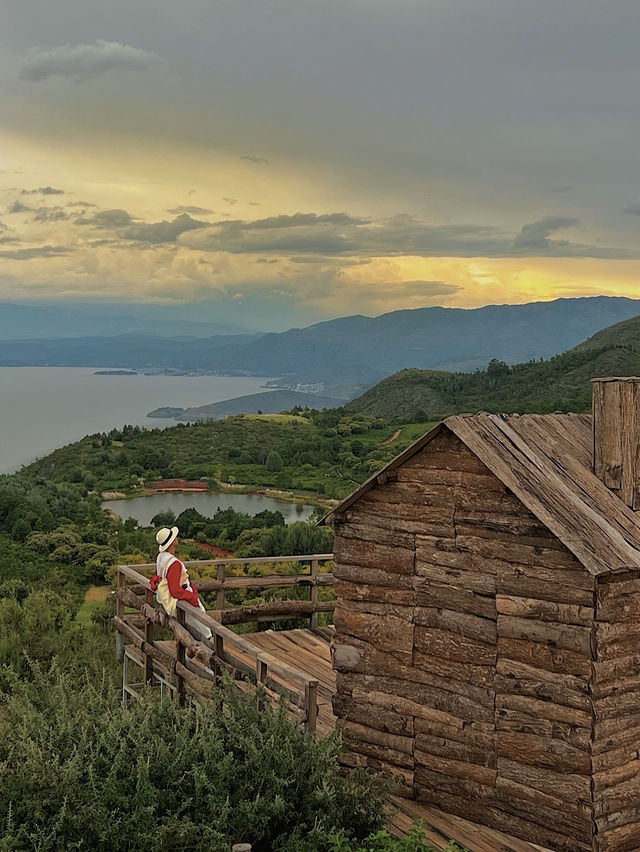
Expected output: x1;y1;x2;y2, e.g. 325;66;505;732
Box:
321;413;640;576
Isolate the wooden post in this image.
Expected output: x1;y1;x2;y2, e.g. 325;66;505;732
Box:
144;588;154;684
257;658;268;713
176;606;186;707
214;633;224;689
304;679;318;736
116;568;125;663
216;562;226;613
309;558;319;630
592;377;640;509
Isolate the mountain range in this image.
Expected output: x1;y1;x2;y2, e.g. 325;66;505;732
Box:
1;298;639;386
345;314;640;420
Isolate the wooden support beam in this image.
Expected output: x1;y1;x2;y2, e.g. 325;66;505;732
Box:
216;562;225;613
310;558;319;630
144;588;154;684
116;570;125;663
176;606;186;707
305;679;318;736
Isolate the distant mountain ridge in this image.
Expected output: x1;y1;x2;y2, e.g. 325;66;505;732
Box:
345;314;640;420
0;302;255;339
0;298;639;382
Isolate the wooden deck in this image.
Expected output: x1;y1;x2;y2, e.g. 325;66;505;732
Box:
238;628;549;852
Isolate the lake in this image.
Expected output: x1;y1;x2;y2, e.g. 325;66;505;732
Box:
102;491;315;526
0;367;274;474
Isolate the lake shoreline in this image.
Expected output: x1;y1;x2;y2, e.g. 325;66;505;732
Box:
102;485;335;527
104;481;336;512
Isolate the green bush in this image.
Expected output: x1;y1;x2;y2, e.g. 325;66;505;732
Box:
0;667;389;852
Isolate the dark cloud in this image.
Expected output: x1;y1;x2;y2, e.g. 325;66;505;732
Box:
0;237;20;245
623;204;640;216
223;198;238;205
0;245;69;260
248;212;367;230
182;210;631;259
511;216;579;252
167;205;213;215
122;213;208;244
76;208;134;227
240;155;269;165
67;200;97;208
20;40;161;83
33;206;70;222
21;186;65;195
9;200;32;213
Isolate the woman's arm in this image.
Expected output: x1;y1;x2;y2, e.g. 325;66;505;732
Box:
166;560;200;606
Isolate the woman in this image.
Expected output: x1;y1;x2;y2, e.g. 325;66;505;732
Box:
152;526;212;643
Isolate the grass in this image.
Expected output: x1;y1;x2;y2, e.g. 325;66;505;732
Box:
75;585;111;625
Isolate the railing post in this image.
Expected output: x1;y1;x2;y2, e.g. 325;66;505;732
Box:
216;562;226;614
310;558;319;630
304;679;318;736
144;588;154;684
257;657;268;713
176;606;186;707
214;633;224;689
116;567;125;663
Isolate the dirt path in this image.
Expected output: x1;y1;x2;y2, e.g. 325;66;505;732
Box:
382;429;402;445
84;585;111;602
186;539;235;558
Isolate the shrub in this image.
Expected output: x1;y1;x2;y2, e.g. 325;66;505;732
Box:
0;668;389;852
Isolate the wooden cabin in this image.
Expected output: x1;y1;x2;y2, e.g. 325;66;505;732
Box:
321;378;640;852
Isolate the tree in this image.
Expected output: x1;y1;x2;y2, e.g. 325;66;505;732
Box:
487;358;510;378
11;518;31;542
265;450;284;472
151;510;176;528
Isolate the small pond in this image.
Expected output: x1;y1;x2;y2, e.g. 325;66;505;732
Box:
102;491;316;527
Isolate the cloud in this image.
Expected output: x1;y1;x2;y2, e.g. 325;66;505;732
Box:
122;212;208;244
240;155;269;165
167;205;213;215
67;201;97;208
623;204;640;216
223;198;238;205
33;206;70;222
511;216;579;252
8;200;32;213
21;186;65;195
76;208;134;227
20;40;162;83
0;245;69;260
181;209;632;260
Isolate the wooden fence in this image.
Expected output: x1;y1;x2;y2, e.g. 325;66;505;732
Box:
113;555;334;734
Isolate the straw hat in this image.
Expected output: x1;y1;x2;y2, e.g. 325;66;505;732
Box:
156;526;179;552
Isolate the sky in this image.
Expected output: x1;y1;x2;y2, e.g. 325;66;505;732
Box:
2;0;640;331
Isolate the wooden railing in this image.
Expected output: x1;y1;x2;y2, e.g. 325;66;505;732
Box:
113;555;334;734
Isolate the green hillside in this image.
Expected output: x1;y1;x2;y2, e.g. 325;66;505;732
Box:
346;316;640;420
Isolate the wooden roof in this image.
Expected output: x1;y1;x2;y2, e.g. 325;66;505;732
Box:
321;413;640;576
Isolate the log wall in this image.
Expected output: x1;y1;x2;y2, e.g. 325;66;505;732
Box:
331;428;598;851
592;572;640;852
